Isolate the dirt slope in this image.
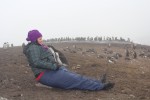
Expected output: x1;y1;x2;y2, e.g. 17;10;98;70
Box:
0;42;150;100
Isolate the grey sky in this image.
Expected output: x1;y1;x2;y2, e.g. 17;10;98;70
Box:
0;0;150;47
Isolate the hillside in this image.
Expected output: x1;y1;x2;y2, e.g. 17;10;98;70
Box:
0;42;150;100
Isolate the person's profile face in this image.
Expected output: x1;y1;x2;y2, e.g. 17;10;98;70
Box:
37;37;43;45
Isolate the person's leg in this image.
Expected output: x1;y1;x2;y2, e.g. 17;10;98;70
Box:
39;67;105;91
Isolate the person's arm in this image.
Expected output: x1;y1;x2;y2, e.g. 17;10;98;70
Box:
29;45;58;70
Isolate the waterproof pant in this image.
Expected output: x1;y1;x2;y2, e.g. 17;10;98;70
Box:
39;67;105;91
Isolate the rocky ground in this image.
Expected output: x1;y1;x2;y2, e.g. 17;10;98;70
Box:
0;42;150;100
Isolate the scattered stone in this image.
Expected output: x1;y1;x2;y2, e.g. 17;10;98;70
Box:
25;71;28;74
77;64;81;67
97;54;104;59
0;97;8;100
108;59;115;64
72;65;81;70
142;71;145;74
129;94;135;98
35;83;52;89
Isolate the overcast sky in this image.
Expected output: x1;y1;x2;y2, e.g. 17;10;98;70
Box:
0;0;150;47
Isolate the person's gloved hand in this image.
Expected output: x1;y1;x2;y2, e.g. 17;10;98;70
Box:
53;63;62;70
56;63;62;68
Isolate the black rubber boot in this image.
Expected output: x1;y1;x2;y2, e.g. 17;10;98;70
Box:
102;82;115;90
100;73;107;83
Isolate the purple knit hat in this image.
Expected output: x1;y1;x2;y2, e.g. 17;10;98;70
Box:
26;30;42;42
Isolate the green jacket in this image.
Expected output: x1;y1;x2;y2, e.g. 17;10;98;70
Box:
23;42;58;77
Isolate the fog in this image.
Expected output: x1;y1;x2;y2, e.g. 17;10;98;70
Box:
0;0;150;47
